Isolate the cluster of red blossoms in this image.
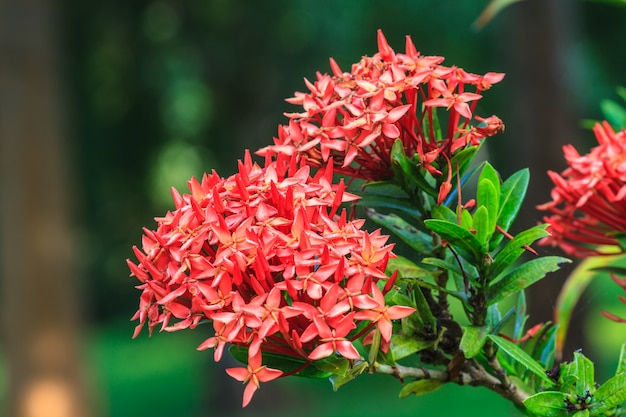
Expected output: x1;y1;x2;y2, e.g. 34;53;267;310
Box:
539;121;626;257
128;151;414;406
258;29;504;204
539;121;626;321
128;30;507;406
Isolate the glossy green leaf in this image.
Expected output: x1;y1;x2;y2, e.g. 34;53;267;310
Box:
386;256;433;279
458;207;473;230
431;204;457;223
589;373;626;414
477;163;500;236
460;326;488;358
536;325;557;369
488;304;515;335
424;219;484;264
449;146;480;179
472;205;490;248
571;351;596;396
357;194;421;219
422;256;470;293
398;379;443;398
478;162;501;193
616;342;626;376
315;356;350;376
488;334;555;385
330;361;368;391
390;334;434;361
523;391;570;417
412;285;437;331
486;256;570;305
601;99;626;129
390;139;437;197
492;168;529;249
513;291;528;340
554;252;623;360
229;346;332;379
488;225;550;281
477;179;498;239
572;410;589;417
366;209;432;255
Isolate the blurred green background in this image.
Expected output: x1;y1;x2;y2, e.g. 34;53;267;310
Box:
1;0;626;416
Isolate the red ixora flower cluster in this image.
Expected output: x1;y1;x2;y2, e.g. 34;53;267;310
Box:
539;121;626;323
128;151;414;407
257;29;504;203
538;121;626;257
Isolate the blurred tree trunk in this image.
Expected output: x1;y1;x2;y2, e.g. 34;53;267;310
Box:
501;0;583;355
0;0;93;416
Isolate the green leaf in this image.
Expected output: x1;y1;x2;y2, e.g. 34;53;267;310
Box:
492;168;529;249
555;252;623;360
513;291;528;340
315;356;350;376
472;205;490;248
387;256;433;279
601;99;626;130
366;209;432;255
523;391;570;417
478;162;501;194
412;285;437;331
424;219;484;264
486;256;570;305
229;346;332;379
390;139;437;197
488;225;551;281
589;373;626;415
449;146;480;179
477;178;499;239
616;342;626;376
460;326;488;358
571;351;596;396
473;0;525;30
535;325;557;369
330;361;368;391
357;194;421;219
458;207;473;230
572;410;590;417
488;334;555;385
431;204;457;223
390;334;434;361
398;380;443;398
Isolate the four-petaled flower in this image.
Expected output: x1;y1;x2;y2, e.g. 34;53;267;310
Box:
226;352;283;407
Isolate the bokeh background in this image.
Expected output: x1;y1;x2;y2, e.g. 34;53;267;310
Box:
1;0;626;416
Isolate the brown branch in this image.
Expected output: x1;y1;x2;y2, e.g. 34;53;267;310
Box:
371;360;530;409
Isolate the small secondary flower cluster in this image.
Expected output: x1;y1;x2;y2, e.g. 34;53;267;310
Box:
539;121;626;321
258;29;504;203
539;121;626;257
128;152;414;406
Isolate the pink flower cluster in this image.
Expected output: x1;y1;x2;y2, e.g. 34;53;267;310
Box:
128;152;414;406
258;29;504;203
539;121;626;257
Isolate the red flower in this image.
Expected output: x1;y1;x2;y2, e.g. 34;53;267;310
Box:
538;121;626;257
128;151;414;406
257;29;504;203
226;352;283;407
